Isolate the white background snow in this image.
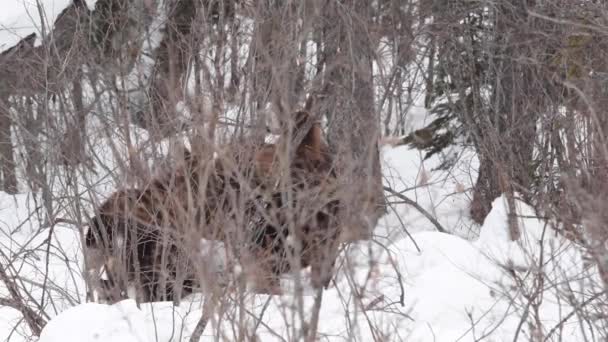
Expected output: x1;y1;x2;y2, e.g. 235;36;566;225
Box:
0;0;99;52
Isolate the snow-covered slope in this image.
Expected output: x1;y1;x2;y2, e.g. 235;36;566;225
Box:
0;0;97;52
0;139;597;341
35;192;597;342
380;144;479;240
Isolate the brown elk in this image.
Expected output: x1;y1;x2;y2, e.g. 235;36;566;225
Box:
246;111;341;293
85;110;342;301
85;186;198;303
85;151;237;303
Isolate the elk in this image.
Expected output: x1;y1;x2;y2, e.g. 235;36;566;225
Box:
246;110;342;293
85;110;342;301
85;149;240;303
85;186;199;303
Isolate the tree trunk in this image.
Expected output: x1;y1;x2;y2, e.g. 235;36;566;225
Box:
62;68;86;166
0;97;18;194
249;1;302;142
572;77;608;290
469;0;537;233
144;0;198;137
316;0;387;242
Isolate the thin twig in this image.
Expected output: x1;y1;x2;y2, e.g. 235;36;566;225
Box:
0;253;46;336
383;186;447;233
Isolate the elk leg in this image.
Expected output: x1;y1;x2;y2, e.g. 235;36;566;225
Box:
309;211;340;289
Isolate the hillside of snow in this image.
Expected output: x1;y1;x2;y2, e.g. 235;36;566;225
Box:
0;141;601;341
35;188;598;342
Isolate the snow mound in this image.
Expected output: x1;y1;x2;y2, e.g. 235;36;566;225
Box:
40;301;149;342
379;144;478;239
37;193;597;341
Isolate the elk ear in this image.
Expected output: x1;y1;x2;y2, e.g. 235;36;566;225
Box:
254;145;276;178
183;146;192;163
307;122;323;161
293;111;312;131
85;219;100;247
293;111;323;160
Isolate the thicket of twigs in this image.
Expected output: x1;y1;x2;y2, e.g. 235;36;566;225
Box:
1;0;608;341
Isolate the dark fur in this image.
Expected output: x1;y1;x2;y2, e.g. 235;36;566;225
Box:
248;111;341;292
86;187;197;303
86;110;341;300
85;150;254;303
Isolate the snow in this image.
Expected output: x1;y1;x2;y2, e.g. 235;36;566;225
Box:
40;301;147;342
30;184;599;342
0;130;598;341
0;0;98;53
380;144;479;240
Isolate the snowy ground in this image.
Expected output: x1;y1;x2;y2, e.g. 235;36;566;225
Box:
0;142;602;341
33;194;599;342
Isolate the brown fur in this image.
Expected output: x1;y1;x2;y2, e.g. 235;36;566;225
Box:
86;110;342;300
85;155;228;303
85;185;198;303
247;111;341;292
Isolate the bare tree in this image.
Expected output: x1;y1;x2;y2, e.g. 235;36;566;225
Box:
313;0;387;242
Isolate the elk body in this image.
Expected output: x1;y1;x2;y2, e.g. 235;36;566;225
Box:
85;152;242;303
85;111;342;302
248;111;341;292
